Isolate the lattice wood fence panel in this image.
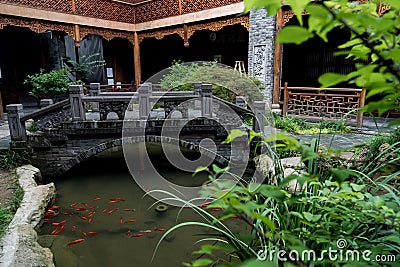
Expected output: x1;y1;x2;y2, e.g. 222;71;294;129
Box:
281;85;366;127
181;0;242;14
134;0;179;23
75;0;135;23
1;0;72;13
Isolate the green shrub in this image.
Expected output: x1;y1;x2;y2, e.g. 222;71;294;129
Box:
27;122;39;133
160;61;264;102
24;68;72;101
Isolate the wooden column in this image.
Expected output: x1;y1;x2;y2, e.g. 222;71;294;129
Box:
273;8;283;104
134;32;142;90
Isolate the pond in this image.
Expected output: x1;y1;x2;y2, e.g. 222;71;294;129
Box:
38;143;233;266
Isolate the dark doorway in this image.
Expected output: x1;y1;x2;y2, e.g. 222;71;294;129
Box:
281;18;354;88
103;38;135;85
0;26;44;107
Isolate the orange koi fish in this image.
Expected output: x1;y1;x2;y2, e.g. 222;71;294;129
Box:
109;200;119;204
49;205;60;210
130;234;144;238
67;239;85;247
119;217;123;224
82;231;87;237
50;228;60;235
211;208;221;212
102;209;108;213
140;230;152;233
52;220;66;226
107;209;118;215
87;232;101;235
92;197;101;201
88;218;93;223
70;203;78;207
125;220;136;223
63;212;70;215
154;228;166;232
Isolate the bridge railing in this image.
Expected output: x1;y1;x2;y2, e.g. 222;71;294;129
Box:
7;82;266;144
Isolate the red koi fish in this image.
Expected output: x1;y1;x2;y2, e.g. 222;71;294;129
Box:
125;230;131;236
92;197;101;201
102;209;108;213
125;220;136;223
88;218;93;223
116;197;125;201
44;218;51;223
82;231;87;237
123;208;135;212
89;206;97;209
82;203;89;208
49;205;60;210
78;216;88;221
154;228;166;232
75;207;86;211
67;239;85;247
199;202;211;208
130;234;144;238
109;200;119;204
70;203;78;207
211;208;221;212
120;217;123;224
87;232;101;235
231;215;240;219
71;225;77;231
63;212;70;215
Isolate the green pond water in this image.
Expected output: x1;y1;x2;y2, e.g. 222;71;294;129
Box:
38;143;239;267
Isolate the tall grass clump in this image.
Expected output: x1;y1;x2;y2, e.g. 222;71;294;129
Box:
151;130;400;266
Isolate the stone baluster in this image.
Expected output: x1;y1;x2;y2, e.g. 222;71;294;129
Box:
139;83;152;119
201;84;213;117
235;96;247;109
89;83;100;112
194;82;202;110
7;104;27;141
40;99;53;108
253;101;266;132
69;85;86;121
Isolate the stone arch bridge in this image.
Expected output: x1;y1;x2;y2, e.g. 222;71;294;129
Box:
7;83;266;177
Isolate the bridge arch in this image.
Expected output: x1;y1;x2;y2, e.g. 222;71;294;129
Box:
59;135;230;175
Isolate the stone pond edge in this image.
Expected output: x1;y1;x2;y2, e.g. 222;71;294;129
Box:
0;164;56;267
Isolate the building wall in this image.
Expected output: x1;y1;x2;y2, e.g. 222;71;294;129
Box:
247;8;276;105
